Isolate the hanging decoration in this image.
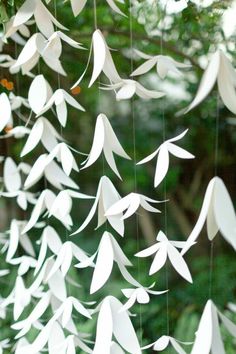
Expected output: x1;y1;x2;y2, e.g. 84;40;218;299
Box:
0;0;236;353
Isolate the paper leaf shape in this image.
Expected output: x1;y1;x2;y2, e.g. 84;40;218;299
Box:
106;192;162;220
28;75;52;114
81;113;131;178
93;296;141;354
143;335;189;353
182;177;236;255
137;129;194;187
37;89;85;127
131;50;190;79
191;299;236;354
72;176;124;236
136;231;192;283
185;50;236;114
0;93;11;132
21;117;63;157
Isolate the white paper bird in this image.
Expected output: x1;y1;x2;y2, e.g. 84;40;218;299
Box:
72;30;165;100
131;49;191;79
136;231;192;283
137;129;194;188
93;296;141;354
81;113;131;178
191;300;236;354
71;176;124;236
181;177;236;255
105;192;162;220
37;89;85;126
185;50;236;114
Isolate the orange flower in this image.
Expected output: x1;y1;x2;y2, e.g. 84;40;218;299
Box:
71;86;81;95
1;78;8;87
6;81;14;91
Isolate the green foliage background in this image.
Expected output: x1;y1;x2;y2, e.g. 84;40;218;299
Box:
1;0;236;352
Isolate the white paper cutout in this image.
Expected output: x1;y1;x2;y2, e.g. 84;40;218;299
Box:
37;89;85;126
21;117;63;156
0;93;11;132
72;176;124;235
105;192;162;220
143;335;190;353
11;0;67;38
93;296;141;354
136;231;192;283
11;33;66;76
185;50;236;114
69;0;125;17
182;177;236;255
83;231;132;293
191;300;236;354
131;50;190;79
28;74;52;114
73;30;165;100
137;129;194;187
121;284;166;311
24;152;79;190
81;113;131;178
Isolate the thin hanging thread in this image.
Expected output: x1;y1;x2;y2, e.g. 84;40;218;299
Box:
129;0;143;344
208;92;220;299
160;1;169;337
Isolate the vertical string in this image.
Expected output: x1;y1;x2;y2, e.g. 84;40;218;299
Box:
159;1;169;338
129;0;143;345
208;93;219;299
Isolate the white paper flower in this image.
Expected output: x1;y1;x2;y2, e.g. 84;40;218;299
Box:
191;300;236;354
81;113;131;178
143;335;190;353
8;0;67;39
0;93;11;132
69;0;125;17
121;284;166;311
37;89;85;126
137;129;194;188
136;231;192;283
105;192;162;220
185;50;236;114
131;50;190;79
182;177;236;255
71;176;124;236
93;296;141;354
73;30;165;100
